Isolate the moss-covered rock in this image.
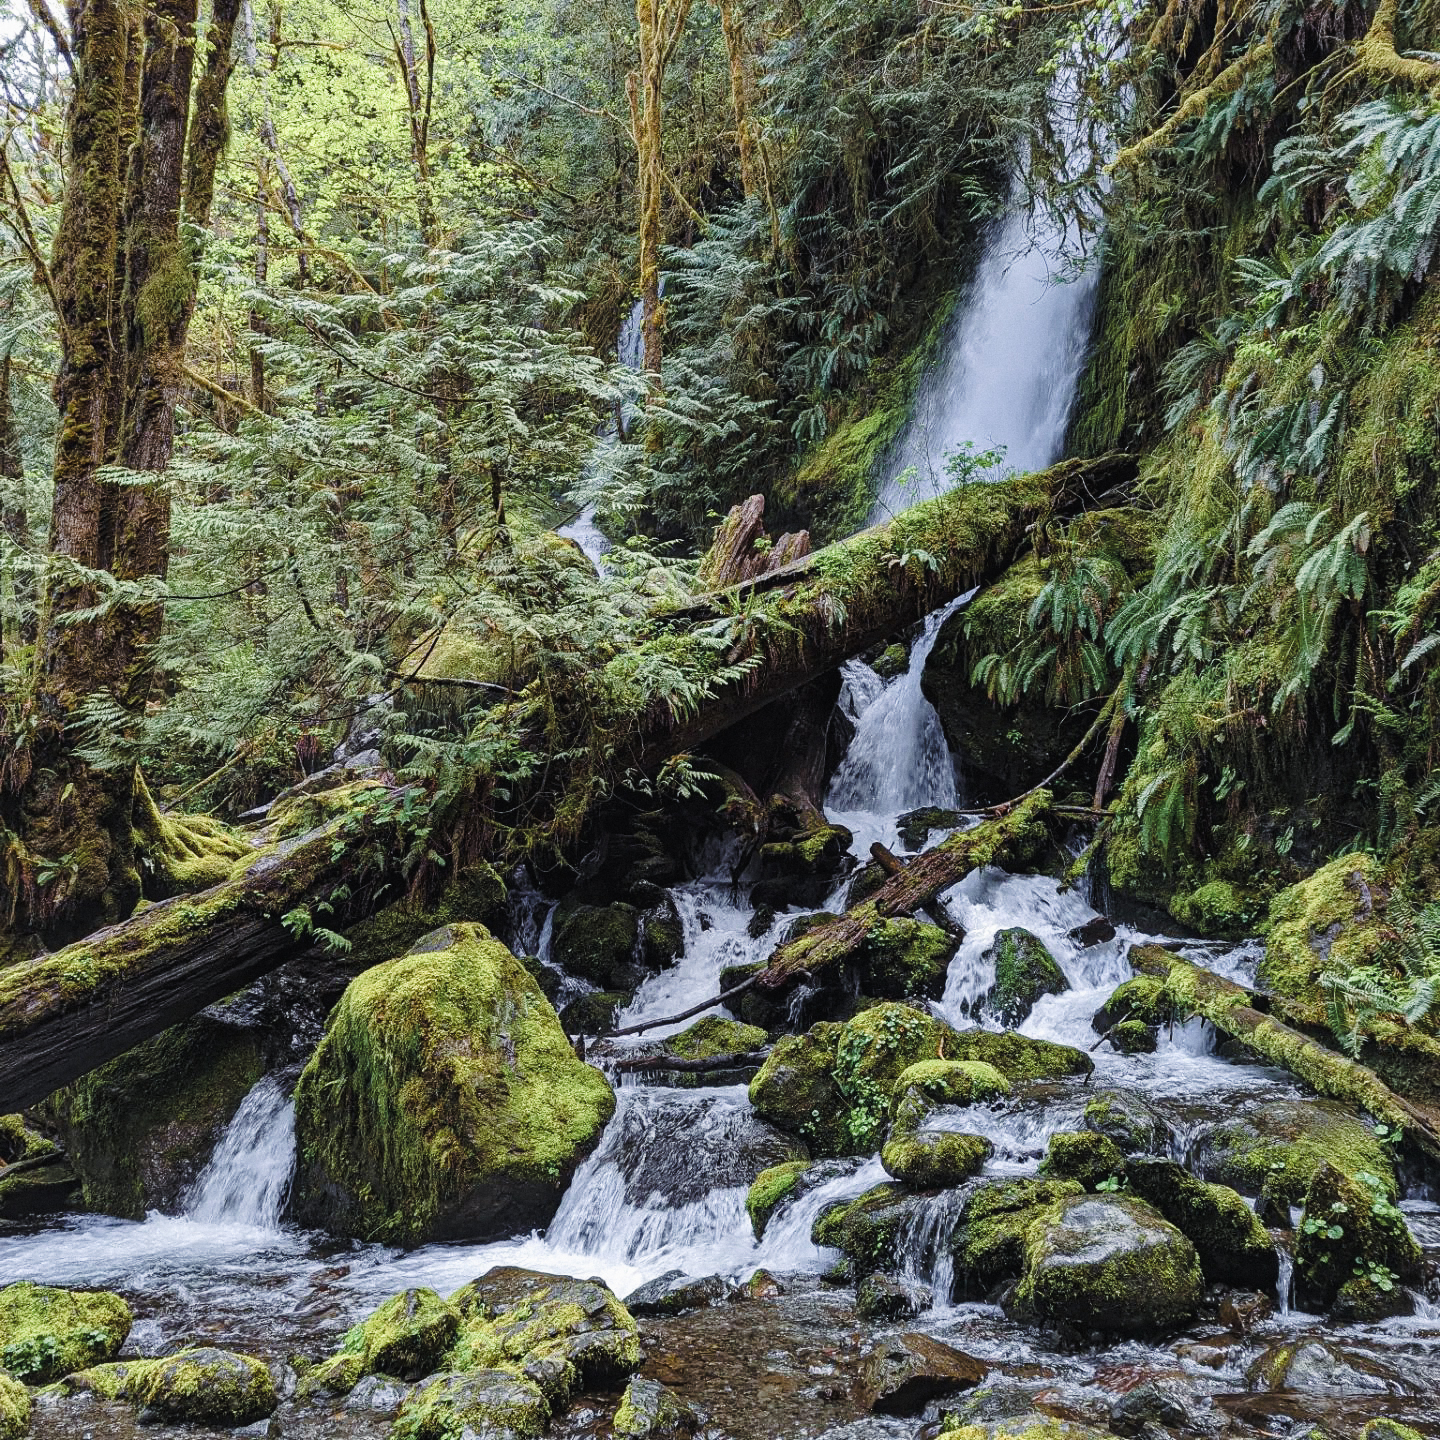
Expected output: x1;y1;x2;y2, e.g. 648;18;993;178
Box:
950;1179;1085;1297
812;1183;926;1274
896;807;965;849
135;1348;276;1426
1124;1158;1278;1289
393;1369;550;1440
307;1288;461;1394
559;991;629;1035
0;1116;54;1165
0;1373;29;1440
882;1131;992;1189
552;902;642;988
1190;1100;1395;1207
985;929;1069;1025
861;918;959;1000
1293;1163;1421;1314
0;1282;131;1383
0;1158;82;1221
748;1023;851;1156
1007;1195;1203;1335
746;1160;811;1239
1246;1338;1405;1395
890;1060;1010;1136
872;643;910;680
1082;1090;1170;1154
613;1377;702;1439
1041;1132;1125;1190
943;1030;1094;1083
1090;975;1171;1034
1260;854;1389;1000
292;923;615;1246
639;899;685;970
42;1014;263;1218
1168;879;1253;938
669;1016;767;1059
343;861;508;972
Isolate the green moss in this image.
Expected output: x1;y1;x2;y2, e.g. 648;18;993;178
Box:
559;992;629;1035
291;923;615;1245
551;902;641;987
43;1013;263;1218
0;1372;29;1440
1093;975;1171;1031
881;1130;991;1189
892;1059;1010;1111
306;1288;460;1395
0;1283;131;1383
1042;1132;1125;1190
1294;1163;1421;1312
130;771;252;897
344;862;508;971
863;918;958;999
392;1369;550;1440
950;1178;1084;1294
749;1023;852;1156
669;1016;767;1060
133;1348;275;1426
872;644;909;680
0;1115;55;1164
810;1182;915;1271
986;928;1069;1024
942;1029;1094;1083
613;1377;699;1438
1361;1422;1425;1440
1260;855;1390;999
1168;879;1252;938
746;1160;811;1239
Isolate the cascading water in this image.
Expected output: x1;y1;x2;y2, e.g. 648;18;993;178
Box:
184;1075;296;1229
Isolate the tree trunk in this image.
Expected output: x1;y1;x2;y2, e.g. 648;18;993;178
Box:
718;0;758;198
0;356;34;660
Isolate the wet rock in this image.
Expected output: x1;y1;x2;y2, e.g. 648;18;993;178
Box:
344;1374;412;1412
553;901;642;988
1219;1289;1273;1332
395;1369;550;1439
135;1348;277;1426
935;1414;1111;1440
741;1269;784;1299
1246;1338;1407;1395
754;824;856;910
873;644;910;681
1068;917;1116;948
942;1029;1093;1082
1111;1020;1157;1053
1042;1132;1126;1190
661;1015;770;1086
881;1130;992;1189
640;896;685;969
295;927;614;1248
1189;1098;1395;1207
855;1273;926;1321
950;1177;1085;1296
1109;1379;1217;1437
813;1183;927;1274
984;928;1069;1025
853;1332;987;1415
1091;975;1171;1037
749;1023;852;1156
41;1012;264;1218
746;1161;810;1239
0;1157;82;1220
890;1060;1010;1133
623;1272;730;1316
0;1375;28;1440
1124;1157;1279;1290
896;807;964;848
846;862;888;908
613;1377;703;1438
860;918;958;1000
1082;1090;1170;1155
560;990;630;1035
1362;1423;1426;1440
1293;1162;1420;1314
1007;1195;1204;1335
305;1287;461;1394
0;1281;131;1383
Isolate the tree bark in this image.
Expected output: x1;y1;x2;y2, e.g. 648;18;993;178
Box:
0;356;34;660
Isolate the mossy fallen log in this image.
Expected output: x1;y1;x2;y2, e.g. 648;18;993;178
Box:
1130;945;1440;1164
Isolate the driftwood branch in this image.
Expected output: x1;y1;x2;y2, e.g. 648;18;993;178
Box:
611;1048;771;1074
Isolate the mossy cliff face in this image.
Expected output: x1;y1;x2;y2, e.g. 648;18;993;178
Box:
0;1282;131;1384
292;923;615;1246
43;1013;263;1218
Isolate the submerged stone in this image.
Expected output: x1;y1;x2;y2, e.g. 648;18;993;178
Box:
984;927;1069;1025
291;923;615;1246
0;1282;131;1384
855;1273;927;1321
1246;1338;1406;1395
853;1332;987;1415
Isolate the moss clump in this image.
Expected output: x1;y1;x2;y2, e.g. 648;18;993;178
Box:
291;923;615;1246
0;1282;131;1383
950;1178;1084;1295
552;902;641;988
1091;975;1171;1033
0;1115;55;1164
559;991;630;1034
943;1029;1094;1083
43;1014;263;1218
985;928;1069;1025
871;643;909;680
746;1161;811;1239
1361;1423;1425;1440
130;772;253;897
613;1377;701;1438
0;1158;82;1221
0;1373;29;1440
1168;879;1251;938
1083;1091;1169;1154
393;1369;550;1440
1010;1195;1203;1335
1260;854;1390;1000
1042;1132;1125;1190
669;1016;767;1060
749;1023;851;1156
892;1059;1010;1113
306;1288;461;1394
1124;1158;1278;1290
881;1131;992;1189
811;1183;920;1273
862;918;958;999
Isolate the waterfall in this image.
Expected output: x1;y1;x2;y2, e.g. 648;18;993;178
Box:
185;1076;296;1230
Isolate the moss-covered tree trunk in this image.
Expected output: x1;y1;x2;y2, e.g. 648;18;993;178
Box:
5;0;241;950
0;355;34;660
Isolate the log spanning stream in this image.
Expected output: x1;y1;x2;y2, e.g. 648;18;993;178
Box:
3;171;1439;1440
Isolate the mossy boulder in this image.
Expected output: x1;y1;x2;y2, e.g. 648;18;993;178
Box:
984;929;1069;1025
882;1131;992;1189
1082;1091;1169;1154
0;1282;131;1383
639;900;685;970
0;1374;28;1440
1168;879;1254;938
0;1158;82;1221
1293;1163;1421;1315
42;1013;263;1217
1260;854;1389;1000
552;902;642;988
861;918;959;1000
559;991;629;1035
1124;1158;1278;1290
950;1179;1085;1297
746;1160;811;1239
1041;1132;1125;1191
1007;1195;1204;1335
66;1347;277;1424
669;1016;767;1059
897;807;965;849
748;1023;851;1156
1091;975;1171;1035
306;1288;461;1394
943;1029;1094;1083
394;1369;550;1440
1190;1100;1395;1208
872;643;910;680
812;1183;927;1275
292;923;616;1246
891;1060;1010;1135
613;1377;702;1439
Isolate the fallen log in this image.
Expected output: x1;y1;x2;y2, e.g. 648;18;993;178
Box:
610;1049;771;1075
1130;944;1440;1164
0;454;1131;1105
